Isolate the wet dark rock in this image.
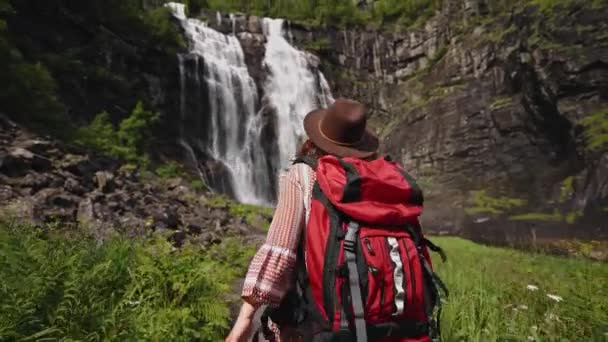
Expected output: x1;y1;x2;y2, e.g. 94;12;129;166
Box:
64;178;86;195
152;206;180;230
169;230;188;247
187;223;203;235
20;173;52;193
0;147;52;177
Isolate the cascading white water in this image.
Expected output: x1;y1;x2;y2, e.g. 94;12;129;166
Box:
167;3;269;205
262;18;335;170
167;3;334;205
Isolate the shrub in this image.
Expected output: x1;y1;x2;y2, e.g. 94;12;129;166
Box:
76;101;160;166
156;160;186;179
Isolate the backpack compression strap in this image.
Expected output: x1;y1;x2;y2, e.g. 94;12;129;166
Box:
343;221;367;342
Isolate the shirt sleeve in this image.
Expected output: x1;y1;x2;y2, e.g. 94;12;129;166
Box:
241;166;305;308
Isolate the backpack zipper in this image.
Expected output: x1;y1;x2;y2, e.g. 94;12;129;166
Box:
380;277;385;308
369;266;385;308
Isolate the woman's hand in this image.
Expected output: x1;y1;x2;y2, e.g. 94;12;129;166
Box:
225;301;257;342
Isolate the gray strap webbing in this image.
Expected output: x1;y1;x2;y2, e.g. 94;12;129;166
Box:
344;221;367;342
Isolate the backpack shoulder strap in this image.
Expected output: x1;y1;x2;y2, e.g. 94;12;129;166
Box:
292;155;318;170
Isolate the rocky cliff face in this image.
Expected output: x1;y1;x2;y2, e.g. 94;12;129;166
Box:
286;1;608;245
5;1;606;249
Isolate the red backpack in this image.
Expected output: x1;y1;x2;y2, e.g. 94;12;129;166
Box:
257;155;448;342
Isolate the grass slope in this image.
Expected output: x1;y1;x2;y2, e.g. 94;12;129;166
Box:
433;237;608;341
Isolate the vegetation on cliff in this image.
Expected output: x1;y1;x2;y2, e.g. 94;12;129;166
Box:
0;0;65;132
187;0;442;28
0;0;183;135
581;109;608;152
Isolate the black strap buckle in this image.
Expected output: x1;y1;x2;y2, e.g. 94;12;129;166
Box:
343;239;357;253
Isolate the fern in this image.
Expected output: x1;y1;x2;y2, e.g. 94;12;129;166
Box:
0;222;255;341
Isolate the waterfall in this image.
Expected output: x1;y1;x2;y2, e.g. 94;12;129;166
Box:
166;3;334;205
262;18;335;170
167;3;270;205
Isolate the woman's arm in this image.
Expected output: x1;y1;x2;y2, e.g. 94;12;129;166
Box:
226;167;305;341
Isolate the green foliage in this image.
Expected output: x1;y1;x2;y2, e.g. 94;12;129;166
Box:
156;160;187;179
76;101;160;166
206;195;274;230
489;96;513;111
74;111;117;155
302;38;331;53
426;45;448;69
189;0;440;29
191;179;205;191
142;6;186;51
0;0;67;131
434;237;608;340
372;0;441;29
580;109;608;151
117;101;161;159
509;211;563;222
559;176;575;203
0;221;255;341
509;209;584;224
465;190;527;216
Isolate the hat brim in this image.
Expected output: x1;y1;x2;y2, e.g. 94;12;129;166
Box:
303;108;379;159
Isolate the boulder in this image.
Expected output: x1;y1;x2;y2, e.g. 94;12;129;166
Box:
64;177;86;195
0;147;52;177
94;171;115;193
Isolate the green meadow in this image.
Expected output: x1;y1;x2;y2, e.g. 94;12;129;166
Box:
433;237;608;341
0;222;606;341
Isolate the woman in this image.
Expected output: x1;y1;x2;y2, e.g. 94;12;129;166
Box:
226;98;380;342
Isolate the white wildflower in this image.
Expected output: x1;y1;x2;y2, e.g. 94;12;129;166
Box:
546;294;563;302
518;305;528;310
531;325;538;332
526;284;539;291
127;300;141;306
527;336;535;341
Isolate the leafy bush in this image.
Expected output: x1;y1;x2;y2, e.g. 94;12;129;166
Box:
0;221;255;341
76;101;160;166
156;160;187;179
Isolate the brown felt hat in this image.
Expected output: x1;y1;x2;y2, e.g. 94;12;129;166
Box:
303;98;379;158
